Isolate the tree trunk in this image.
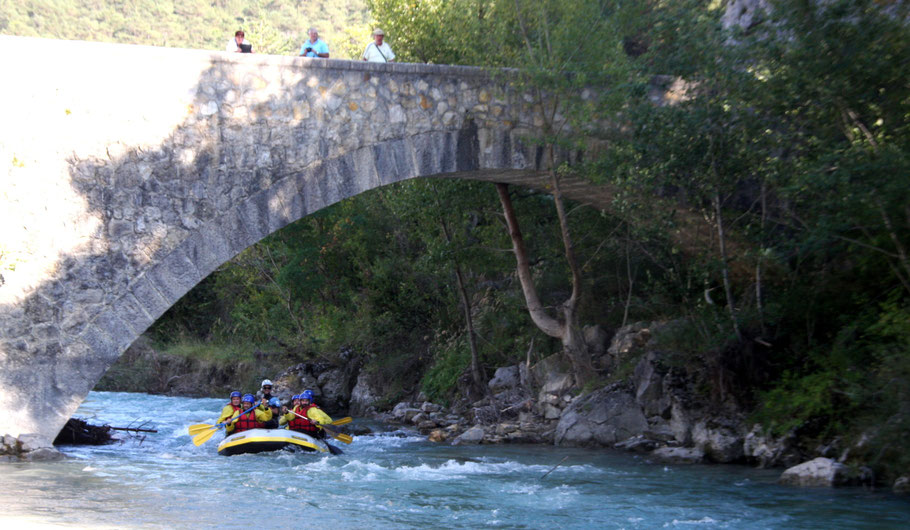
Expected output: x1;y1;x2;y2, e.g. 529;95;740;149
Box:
495;182;594;384
439;216;487;394
713;190;742;341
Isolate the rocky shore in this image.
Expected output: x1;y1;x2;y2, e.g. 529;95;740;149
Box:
301;321;907;494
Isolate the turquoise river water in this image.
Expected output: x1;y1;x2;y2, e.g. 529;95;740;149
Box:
0;391;908;529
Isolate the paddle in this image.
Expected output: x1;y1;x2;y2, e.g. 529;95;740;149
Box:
289;409;353;444
190;403;261;447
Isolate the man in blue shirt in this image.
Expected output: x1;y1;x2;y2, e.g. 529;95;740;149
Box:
299;28;329;58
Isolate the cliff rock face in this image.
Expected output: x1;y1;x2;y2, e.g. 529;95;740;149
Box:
350;372;384;416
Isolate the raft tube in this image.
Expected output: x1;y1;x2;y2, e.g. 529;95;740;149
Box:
217;428;330;456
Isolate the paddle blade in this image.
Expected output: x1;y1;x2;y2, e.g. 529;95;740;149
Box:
331;417;353;426
188;423;215;435
322;425;353;444
192;428;218;447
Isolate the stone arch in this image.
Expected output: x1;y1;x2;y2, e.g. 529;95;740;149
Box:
1;36;617;441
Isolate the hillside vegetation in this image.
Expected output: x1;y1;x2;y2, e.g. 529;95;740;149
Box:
0;0;372;58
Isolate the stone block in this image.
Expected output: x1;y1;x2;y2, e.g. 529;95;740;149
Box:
109;293;154;337
146;248;200;305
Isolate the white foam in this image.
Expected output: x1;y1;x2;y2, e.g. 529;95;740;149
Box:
663;517;718;526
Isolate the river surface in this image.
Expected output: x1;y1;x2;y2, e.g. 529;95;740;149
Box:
1;392;908;529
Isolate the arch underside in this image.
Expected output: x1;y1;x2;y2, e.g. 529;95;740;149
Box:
1;127;612;442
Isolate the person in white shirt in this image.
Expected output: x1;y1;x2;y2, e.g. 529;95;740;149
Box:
362;28;395;63
226;30;252;53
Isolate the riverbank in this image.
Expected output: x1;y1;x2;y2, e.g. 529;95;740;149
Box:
96;323;910;494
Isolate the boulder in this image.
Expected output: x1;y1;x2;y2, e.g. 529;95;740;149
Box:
421;402;443;413
0;434;18;455
24;447;64;462
605;322;652;371
488;366;520;394
743;425;801;468
555;385;648;447
779;457;853;487
417;420;438;432
692;421;744;463
428;430;447;443
651;446;705;464
531;354;574;400
452;426;485;445
18;433;53;452
495;423;519;435
411;412;429;425
349;372;383;416
390;402;420;422
542;404;562;420
893;476;910;495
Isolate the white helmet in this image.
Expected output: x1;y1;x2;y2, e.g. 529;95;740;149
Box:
261;379;273;388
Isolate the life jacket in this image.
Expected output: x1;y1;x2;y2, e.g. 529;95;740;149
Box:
233;407;264;433
288;404;319;434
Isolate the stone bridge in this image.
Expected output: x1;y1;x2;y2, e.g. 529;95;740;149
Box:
0;35;620;442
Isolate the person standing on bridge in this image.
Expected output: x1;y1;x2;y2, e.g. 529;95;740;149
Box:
361;28;395;63
299;28;329;58
226;30;253;53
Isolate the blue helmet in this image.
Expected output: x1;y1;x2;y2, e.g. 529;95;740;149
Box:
301;390;315;401
291;394;300;401
268;397;281;408
241;394;255;403
230;391;241;398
